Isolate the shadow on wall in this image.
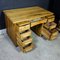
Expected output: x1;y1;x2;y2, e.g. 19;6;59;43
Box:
0;12;5;29
0;0;49;29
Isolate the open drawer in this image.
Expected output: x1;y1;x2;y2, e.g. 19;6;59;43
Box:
17;36;32;47
41;27;58;40
44;22;57;30
17;41;34;52
23;43;34;52
41;27;51;39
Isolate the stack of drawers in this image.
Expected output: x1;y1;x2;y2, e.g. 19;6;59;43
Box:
31;15;58;40
41;15;58;40
31;15;55;36
41;22;58;40
16;21;34;52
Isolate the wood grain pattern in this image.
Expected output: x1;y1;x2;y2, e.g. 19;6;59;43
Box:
4;6;56;52
17;30;31;40
4;6;53;23
16;21;30;33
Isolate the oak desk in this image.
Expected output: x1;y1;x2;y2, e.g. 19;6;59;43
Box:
4;6;54;52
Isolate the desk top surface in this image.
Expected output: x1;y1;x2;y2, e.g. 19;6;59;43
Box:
4;6;53;23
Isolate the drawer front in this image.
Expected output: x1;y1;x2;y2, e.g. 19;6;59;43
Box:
20;30;31;39
17;30;31;40
51;31;58;36
48;18;55;22
47;15;55;22
31;19;47;27
19;24;30;32
50;37;56;40
22;38;32;47
16;24;30;33
23;44;33;52
17;38;33;52
50;25;56;30
17;37;32;47
51;29;58;36
17;40;33;52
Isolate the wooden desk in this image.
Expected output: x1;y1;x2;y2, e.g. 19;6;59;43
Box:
4;6;55;52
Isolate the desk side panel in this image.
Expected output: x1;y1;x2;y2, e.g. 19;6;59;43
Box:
5;15;17;46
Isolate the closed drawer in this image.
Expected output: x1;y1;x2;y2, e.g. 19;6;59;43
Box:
17;30;31;40
31;18;47;27
48;18;55;22
16;21;30;33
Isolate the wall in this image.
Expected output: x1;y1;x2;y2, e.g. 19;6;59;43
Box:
0;0;49;29
49;0;60;24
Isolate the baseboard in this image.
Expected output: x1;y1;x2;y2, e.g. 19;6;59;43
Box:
0;29;6;35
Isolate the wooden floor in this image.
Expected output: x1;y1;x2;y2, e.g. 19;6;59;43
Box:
0;29;60;60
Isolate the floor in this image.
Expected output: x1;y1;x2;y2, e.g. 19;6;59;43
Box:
0;30;60;60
